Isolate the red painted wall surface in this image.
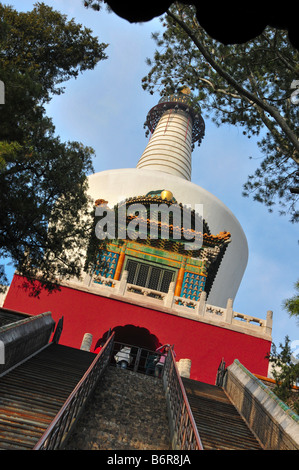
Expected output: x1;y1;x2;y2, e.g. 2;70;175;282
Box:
4;275;271;384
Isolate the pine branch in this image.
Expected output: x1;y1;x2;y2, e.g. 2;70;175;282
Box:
166;8;299;164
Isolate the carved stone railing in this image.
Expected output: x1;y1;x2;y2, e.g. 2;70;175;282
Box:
224;360;299;450
126;283;166;301
174;296;198;310
93;274;118;288
68;271;273;339
232;312;266;328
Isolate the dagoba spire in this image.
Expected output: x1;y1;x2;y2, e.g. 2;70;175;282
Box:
136;88;205;181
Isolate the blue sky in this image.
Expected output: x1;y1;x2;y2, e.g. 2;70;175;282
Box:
3;0;299;354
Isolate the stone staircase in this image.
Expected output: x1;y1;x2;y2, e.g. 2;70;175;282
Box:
65;366;171;450
0;344;96;450
182;378;263;450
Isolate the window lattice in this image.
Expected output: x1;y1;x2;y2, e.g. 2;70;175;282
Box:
160;270;174;293
147;267;160;291
125;259;174;293
126;260;138;284
136;264;149;287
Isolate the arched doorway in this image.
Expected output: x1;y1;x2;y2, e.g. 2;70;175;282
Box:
94;324;162;375
94;324;161;351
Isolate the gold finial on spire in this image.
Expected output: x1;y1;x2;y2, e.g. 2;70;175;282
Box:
180;86;191;95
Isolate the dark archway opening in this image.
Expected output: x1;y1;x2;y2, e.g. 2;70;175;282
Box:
94;324;161;351
94;324;163;375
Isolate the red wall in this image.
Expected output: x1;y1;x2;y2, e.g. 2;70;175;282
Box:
4;274;271;384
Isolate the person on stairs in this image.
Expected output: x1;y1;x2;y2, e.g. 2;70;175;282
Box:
114;346;132;369
154;344;171;378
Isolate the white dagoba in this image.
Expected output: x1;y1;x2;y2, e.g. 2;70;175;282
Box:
137;108;193;180
87;91;248;307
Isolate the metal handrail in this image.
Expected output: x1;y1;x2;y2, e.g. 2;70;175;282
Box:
162;348;203;450
215;358;227;387
33;332;115;450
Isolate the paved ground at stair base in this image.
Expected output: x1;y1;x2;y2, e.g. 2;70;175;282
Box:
65;366;171;450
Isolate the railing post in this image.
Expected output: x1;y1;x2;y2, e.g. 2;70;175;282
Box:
177;358;192;379
164;281;175;308
116;270;128;295
83;273;93;287
196;291;206;316
134;347;142;372
80;333;93;351
225;298;233;324
216;358;227;387
265;310;273;335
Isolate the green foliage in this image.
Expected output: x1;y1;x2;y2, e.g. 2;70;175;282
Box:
83;0;112;13
267;336;299;413
0;2;108;293
142;3;299;222
283;280;299;320
0;2;108;145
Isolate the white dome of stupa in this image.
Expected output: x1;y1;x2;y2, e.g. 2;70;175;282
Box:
87;91;248;307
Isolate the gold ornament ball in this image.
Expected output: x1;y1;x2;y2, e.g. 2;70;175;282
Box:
161;190;173;201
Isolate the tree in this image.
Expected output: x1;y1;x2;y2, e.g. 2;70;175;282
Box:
0;2;107;147
0;3;108;293
267;336;299;414
283;280;299;321
141;3;299;222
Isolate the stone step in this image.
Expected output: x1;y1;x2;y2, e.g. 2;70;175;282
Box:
182;378;263;450
65;366;171;450
0;344;96;450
